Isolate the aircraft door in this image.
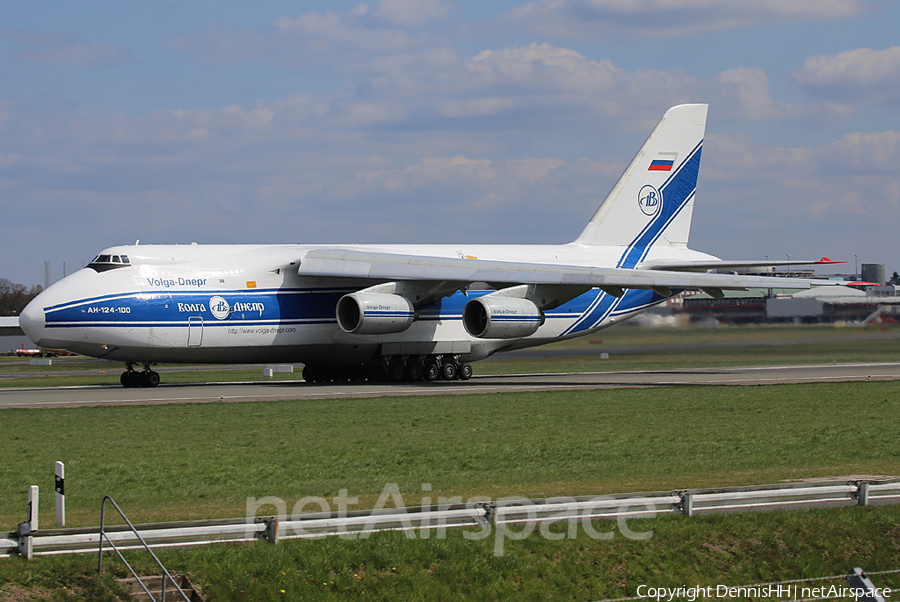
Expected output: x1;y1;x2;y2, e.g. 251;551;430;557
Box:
187;316;203;347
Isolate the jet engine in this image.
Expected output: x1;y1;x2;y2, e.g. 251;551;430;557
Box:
462;296;543;339
336;292;416;335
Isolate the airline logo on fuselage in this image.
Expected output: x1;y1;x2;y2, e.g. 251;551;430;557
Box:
209;296;231;320
176;295;266;320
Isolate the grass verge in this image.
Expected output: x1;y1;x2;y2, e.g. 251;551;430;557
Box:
1;324;898;600
1;381;899;528
3;506;899;601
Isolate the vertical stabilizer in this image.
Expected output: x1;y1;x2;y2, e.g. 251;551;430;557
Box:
574;104;707;261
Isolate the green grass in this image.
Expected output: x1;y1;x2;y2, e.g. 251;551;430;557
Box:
529;321;897;348
3;506;899;601
1;324;899;600
154;506;900;601
0;369;305;388
479;323;900;374
0;356;118;373
2;381;899;529
0;355;307;388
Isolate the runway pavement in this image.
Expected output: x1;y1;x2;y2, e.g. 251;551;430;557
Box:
1;362;898;409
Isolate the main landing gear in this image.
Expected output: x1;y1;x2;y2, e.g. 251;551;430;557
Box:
120;362;160;388
302;354;474;384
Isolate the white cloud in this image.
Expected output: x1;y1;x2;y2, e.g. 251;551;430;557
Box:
372;0;454;27
352;155;568;200
457;43;701;125
715;68;800;121
178;0;452;66
818;130;900;174
273;10;416;54
503;0;867;39
700;129;900;227
690;128;900;267
4;5;898;283
468;43;624;90
795;46;900;105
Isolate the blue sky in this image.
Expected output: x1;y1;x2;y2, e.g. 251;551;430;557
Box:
2;0;899;286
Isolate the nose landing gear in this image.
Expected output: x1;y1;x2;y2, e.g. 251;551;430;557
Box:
120;363;160;388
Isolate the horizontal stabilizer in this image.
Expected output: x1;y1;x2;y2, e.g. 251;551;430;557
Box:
638;257;845;272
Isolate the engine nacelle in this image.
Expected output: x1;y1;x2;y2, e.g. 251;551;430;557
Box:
462;296;543;339
336;293;415;335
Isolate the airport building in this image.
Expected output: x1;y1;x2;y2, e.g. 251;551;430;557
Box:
676;262;900;325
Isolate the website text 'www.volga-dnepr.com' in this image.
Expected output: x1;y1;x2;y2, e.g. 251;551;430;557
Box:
637;584;891;601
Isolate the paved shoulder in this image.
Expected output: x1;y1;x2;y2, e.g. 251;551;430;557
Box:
0;363;898;409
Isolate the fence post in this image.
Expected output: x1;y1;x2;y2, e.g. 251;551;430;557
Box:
263;518;279;544
17;522;32;560
55;462;66;527
28;486;38;532
17;485;39;559
857;482;869;507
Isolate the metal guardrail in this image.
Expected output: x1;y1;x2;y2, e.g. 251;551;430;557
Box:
4;479;900;558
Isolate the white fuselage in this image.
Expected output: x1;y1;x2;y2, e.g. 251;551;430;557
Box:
20;241;715;365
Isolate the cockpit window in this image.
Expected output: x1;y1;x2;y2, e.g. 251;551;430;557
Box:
87;253;132;273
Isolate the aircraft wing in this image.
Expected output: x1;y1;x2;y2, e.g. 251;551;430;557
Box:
297;249;825;296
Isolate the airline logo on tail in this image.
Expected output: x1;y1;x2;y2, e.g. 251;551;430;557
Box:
648;152;678;171
638;184;662;216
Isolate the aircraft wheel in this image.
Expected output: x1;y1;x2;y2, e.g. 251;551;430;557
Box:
389;363;405;382
120;371;136;388
302;365;317;383
441;363;457;381
143;370;161;388
406;363;424;382
424;361;440;381
458;363;473;380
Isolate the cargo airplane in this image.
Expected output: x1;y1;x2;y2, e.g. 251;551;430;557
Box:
20;104;837;387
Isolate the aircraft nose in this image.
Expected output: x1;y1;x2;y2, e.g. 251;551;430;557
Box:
19;297;45;344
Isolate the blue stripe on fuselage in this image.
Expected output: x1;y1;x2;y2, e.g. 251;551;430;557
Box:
44;288;347;328
42;287;630;334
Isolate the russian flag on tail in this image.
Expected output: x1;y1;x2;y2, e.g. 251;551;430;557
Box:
648;152;678;171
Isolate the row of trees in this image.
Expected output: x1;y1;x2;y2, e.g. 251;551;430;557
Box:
0;279;42;316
